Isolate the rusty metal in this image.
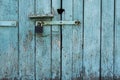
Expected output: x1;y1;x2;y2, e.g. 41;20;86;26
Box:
29;14;54;19
36;20;80;26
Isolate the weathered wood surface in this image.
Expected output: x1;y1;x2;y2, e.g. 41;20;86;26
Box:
115;0;120;79
52;0;61;79
35;0;52;79
19;0;35;79
0;0;120;80
62;0;83;79
0;0;18;79
72;0;83;80
83;0;100;79
62;0;73;79
101;0;114;80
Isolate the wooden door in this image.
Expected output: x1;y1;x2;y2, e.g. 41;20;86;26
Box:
0;0;120;80
34;0;83;79
0;0;19;79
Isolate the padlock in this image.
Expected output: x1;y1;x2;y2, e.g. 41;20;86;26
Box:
35;22;43;33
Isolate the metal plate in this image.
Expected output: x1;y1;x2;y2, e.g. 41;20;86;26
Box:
36;20;80;26
29;14;54;19
0;21;17;27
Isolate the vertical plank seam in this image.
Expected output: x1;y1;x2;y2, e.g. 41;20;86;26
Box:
34;0;36;79
50;0;52;79
60;0;63;79
100;0;102;79
71;1;73;79
72;0;74;79
18;0;20;79
82;0;84;80
113;0;116;79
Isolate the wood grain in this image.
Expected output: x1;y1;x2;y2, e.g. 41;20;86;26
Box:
83;0;100;79
62;0;73;79
35;0;52;79
101;0;114;79
72;0;83;79
52;0;61;79
115;0;120;79
19;0;35;79
0;0;18;79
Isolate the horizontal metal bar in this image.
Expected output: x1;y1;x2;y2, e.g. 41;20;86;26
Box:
0;21;17;27
36;20;80;26
29;14;54;19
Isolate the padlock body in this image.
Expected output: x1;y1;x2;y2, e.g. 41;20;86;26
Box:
35;26;43;33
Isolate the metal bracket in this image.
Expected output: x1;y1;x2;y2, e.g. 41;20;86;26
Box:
29;14;54;19
36;20;80;26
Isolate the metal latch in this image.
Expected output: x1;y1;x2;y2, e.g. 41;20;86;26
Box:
35;20;80;33
36;21;80;26
29;14;80;33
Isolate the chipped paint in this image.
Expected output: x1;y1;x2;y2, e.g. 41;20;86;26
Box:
0;0;120;79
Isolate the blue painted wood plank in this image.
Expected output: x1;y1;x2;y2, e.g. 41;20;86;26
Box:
51;0;61;79
72;0;83;79
62;0;73;79
115;0;120;79
83;0;100;79
19;0;35;79
35;0;52;79
101;0;114;79
0;0;18;79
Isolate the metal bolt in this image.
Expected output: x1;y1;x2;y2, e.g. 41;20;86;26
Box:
75;21;80;25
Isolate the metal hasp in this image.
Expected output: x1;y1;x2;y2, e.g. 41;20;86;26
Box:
0;21;17;27
29;14;80;33
36;20;80;26
29;14;80;26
